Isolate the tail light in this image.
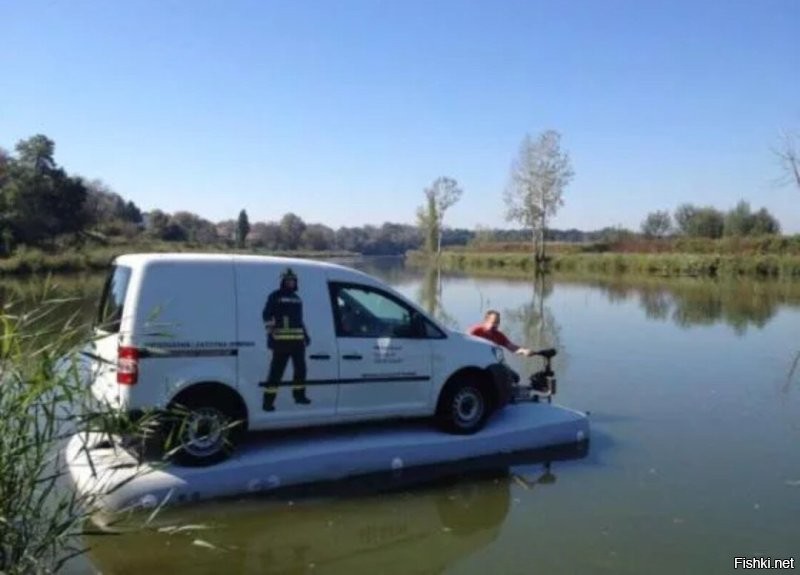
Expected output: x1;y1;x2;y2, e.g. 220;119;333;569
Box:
117;346;139;385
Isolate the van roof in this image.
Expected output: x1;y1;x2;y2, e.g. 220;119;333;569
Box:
112;252;372;277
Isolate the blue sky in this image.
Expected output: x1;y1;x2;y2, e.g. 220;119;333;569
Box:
2;0;799;231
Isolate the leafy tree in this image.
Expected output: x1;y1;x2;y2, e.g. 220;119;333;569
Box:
750;207;780;235
674;204;698;235
120;200;143;224
0;147;10;184
83;180;143;233
640;210;672;238
724;201;755;237
15;134;56;173
674;204;724;238
0;135;88;247
161;221;188;242
335;226;370;253
692;208;725;239
215;219;237;244
279;213;306;250
146;209;170;239
170;211;217;243
721;201;779;237
504;131;574;262
301;223;335;251
236;209;250;249
248;222;282;250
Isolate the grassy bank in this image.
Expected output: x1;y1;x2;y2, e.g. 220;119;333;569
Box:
407;250;800;279
453;235;800;256
0;244;356;276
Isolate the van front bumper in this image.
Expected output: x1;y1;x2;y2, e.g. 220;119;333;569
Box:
487;363;520;408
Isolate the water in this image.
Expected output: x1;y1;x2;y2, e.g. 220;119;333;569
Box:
28;258;798;574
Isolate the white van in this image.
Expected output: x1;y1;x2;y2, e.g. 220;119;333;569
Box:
88;254;517;466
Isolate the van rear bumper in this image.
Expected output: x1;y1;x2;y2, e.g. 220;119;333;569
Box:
487;363;519;408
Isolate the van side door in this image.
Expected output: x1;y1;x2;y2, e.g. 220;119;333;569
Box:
329;282;437;418
236;263;339;428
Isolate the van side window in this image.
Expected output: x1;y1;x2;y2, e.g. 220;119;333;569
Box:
97;265;132;333
329;283;444;339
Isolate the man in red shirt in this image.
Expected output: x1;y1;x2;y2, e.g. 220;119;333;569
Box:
469;310;536;356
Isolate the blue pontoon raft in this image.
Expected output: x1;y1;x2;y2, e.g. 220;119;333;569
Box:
67;402;589;516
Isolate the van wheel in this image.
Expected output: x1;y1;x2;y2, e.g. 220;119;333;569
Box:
167;395;242;467
437;379;490;435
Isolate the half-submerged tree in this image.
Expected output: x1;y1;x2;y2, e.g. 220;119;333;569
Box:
504;131;573;265
416;177;463;258
416;191;438;255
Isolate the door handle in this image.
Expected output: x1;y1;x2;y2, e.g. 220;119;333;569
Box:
342;354;363;361
309;354;331;360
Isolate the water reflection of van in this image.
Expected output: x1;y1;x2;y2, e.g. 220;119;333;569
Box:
86;474;510;575
84;445;586;575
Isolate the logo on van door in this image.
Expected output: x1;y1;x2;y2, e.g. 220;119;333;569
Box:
259;268;312;412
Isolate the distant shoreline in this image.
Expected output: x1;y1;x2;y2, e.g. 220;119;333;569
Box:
0;245;358;276
406;250;800;280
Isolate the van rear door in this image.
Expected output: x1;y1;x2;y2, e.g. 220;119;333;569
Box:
89;264;132;408
132;260;238;410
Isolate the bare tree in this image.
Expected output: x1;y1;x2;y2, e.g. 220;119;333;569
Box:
776;130;800;191
504;131;574;264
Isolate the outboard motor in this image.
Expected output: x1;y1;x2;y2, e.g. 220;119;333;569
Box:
512;348;558;404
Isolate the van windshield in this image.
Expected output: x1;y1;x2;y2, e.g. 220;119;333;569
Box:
96;265;132;333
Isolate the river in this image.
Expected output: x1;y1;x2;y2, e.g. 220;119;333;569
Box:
23;256;798;574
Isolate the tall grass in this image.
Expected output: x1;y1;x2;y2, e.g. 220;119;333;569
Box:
0;287;157;573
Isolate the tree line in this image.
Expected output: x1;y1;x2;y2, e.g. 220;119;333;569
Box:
0;134;792;259
641;202;781;239
0;134;431;255
0;133;572;257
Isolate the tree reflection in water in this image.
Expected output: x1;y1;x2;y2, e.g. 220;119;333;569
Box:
559;275;800;336
502;273;565;383
418;264;458;329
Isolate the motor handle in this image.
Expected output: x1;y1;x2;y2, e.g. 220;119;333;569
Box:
534;348;557;359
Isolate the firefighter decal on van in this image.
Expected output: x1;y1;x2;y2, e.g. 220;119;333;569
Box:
259;268;311;411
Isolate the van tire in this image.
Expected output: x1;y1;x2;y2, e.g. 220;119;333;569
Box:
436;377;491;435
166;386;246;467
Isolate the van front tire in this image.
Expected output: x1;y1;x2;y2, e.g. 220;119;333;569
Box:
437;379;491;435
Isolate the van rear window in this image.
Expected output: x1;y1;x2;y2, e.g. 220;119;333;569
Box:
97;265;132;333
